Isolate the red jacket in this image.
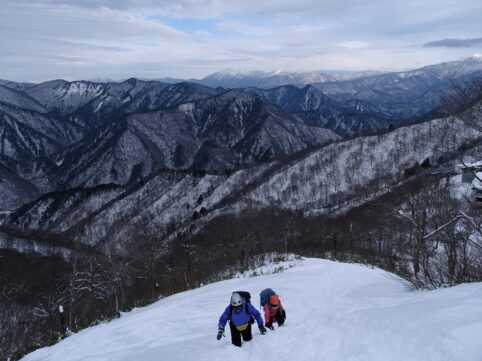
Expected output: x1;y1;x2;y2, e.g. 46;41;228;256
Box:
263;301;284;324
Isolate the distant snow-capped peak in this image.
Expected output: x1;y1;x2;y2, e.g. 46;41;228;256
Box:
202;69;336;86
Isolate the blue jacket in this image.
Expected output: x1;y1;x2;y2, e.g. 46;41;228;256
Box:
218;302;264;329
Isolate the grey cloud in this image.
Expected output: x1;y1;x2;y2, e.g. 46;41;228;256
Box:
424;37;482;48
3;0;152;10
6;0;481;20
2;0;482;81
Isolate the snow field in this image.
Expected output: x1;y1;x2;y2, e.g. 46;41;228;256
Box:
22;259;482;361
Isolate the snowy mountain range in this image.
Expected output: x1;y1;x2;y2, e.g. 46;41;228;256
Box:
0;79;346;210
315;57;482;120
1;57;482;212
199;69;338;88
4;113;478;251
196;58;482;91
189;58;482;120
2;58;482;361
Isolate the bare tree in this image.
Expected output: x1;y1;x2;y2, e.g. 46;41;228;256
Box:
0;285;27;360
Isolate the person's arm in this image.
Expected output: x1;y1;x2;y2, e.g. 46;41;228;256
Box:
218;305;231;329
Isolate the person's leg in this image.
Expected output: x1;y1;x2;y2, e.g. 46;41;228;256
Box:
241;323;253;342
229;321;242;347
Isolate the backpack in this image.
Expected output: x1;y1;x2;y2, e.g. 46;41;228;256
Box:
235;291;251;304
260;288;276;307
229;291;255;324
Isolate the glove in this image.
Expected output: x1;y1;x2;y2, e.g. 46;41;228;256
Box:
281;310;286;319
217;328;224;340
259;325;267;335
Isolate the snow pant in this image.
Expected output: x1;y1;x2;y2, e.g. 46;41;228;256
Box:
266;309;286;328
229;321;252;347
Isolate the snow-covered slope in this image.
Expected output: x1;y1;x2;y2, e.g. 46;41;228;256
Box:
21;258;482;361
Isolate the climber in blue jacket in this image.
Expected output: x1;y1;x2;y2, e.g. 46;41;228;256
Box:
217;292;266;347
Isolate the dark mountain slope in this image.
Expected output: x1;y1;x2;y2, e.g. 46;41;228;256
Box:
246;85;389;136
54;90;339;188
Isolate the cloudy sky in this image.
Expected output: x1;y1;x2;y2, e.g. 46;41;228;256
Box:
1;0;482;82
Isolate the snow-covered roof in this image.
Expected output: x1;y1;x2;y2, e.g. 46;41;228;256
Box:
457;160;482;169
472;172;482;190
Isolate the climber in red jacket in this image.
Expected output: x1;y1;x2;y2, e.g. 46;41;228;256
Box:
263;294;286;329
